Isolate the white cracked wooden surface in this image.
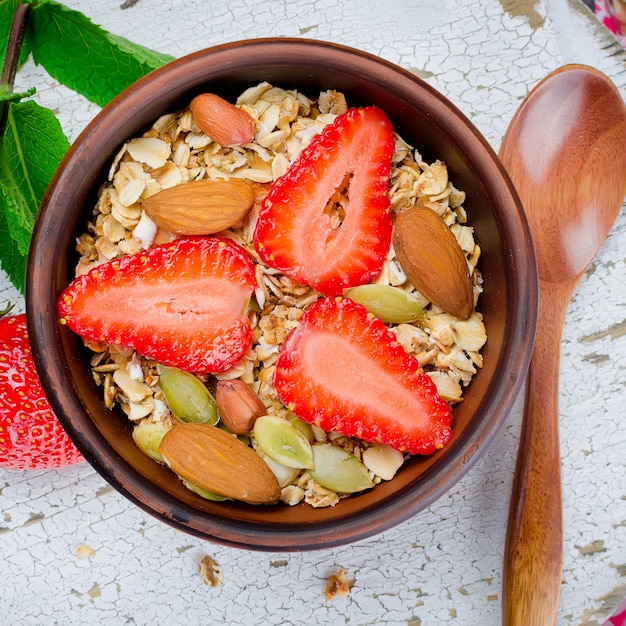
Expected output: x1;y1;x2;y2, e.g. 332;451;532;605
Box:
1;0;625;624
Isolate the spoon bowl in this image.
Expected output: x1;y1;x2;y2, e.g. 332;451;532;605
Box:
502;65;626;283
499;64;626;625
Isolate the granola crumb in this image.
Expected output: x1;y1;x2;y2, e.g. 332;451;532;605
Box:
76;543;97;560
198;554;222;587
325;568;351;600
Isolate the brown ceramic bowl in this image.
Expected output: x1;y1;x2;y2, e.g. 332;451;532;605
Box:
26;38;537;551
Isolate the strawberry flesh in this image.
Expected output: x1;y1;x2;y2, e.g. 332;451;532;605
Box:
0;314;83;469
253;106;395;296
273;297;453;455
58;237;256;374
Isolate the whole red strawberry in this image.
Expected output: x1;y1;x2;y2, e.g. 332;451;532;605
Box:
0;313;83;469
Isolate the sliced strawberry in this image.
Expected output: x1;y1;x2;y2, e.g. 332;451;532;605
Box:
58;237;256;374
0;314;83;469
253;106;395;296
273;297;453;455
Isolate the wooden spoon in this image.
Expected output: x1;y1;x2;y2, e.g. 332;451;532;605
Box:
499;64;626;625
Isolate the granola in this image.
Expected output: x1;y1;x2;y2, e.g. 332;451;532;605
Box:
73;83;487;507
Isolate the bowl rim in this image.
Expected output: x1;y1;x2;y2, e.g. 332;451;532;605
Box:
26;37;537;551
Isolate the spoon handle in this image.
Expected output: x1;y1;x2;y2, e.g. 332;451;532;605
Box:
503;280;572;626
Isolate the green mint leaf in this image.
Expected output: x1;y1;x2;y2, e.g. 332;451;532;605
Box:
0;0;31;73
0;179;30;293
27;0;175;107
0;98;69;293
5;98;69;207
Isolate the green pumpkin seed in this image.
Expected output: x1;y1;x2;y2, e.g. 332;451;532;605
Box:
131;419;172;463
183;479;229;502
287;413;315;443
309;443;374;493
157;364;218;425
344;284;424;323
257;450;301;488
253;415;314;469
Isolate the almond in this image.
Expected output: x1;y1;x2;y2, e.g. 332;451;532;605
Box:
215;379;266;435
159;423;280;504
393;205;473;319
190;93;255;147
142;178;255;235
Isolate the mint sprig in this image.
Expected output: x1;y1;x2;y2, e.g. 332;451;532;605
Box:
0;98;69;292
0;0;176;293
27;1;175;107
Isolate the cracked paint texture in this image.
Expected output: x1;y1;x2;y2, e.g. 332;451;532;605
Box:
1;0;625;624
